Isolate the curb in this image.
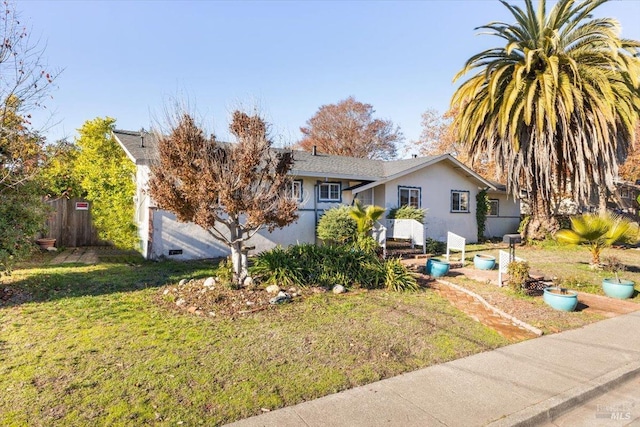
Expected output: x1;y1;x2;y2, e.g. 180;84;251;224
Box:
435;278;544;336
486;359;640;426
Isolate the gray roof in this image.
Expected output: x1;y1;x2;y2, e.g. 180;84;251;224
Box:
112;129;495;188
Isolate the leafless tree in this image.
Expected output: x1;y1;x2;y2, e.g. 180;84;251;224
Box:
149;109;298;286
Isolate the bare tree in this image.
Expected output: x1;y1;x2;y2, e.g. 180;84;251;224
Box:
0;1;58;192
149;109;299;286
297;97;402;159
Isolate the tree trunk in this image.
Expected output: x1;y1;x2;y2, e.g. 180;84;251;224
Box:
524;190;559;241
598;185;609;215
230;241;248;287
228;221;248;287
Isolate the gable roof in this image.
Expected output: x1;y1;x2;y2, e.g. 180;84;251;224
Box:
112;129;498;190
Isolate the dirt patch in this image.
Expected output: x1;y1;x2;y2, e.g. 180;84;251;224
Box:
155;279;327;318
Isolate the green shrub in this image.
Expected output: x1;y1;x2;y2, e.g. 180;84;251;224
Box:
387;205;425;222
251;244;418;292
317;206;357;244
424;238;446;255
216;257;235;288
507;260;530;293
384;258;419;292
250;247;304;288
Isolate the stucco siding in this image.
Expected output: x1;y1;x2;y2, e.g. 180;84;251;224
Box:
135;165;151;258
382;162;480;242
148;209;316;260
485;192;521;238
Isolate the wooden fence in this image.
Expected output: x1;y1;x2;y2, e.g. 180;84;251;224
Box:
44;198;109;247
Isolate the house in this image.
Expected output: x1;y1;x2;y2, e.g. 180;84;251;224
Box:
113;130;521;260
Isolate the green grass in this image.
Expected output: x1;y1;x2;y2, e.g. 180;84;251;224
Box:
0;254;508;426
464;242;640;299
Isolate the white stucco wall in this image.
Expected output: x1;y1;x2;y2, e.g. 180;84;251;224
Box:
135;165;151;258
381;161;481;243
485;192;521;238
148;209;317;260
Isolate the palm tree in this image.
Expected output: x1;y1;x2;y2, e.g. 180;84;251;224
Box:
349;200;386;241
555;213;638;265
452;0;640;240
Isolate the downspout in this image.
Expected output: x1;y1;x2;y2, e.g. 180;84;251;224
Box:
314;181;320;244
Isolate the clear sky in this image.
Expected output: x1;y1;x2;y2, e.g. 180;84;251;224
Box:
18;0;640;151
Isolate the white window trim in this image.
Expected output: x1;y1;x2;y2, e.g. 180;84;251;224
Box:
488;199;499;217
292;180;303;202
398;186;421;208
451;190;470;213
318;182;341;202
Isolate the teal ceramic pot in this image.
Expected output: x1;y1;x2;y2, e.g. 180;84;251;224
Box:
428;259;450;277
474;254;496;270
543;287;578;312
602;278;635;299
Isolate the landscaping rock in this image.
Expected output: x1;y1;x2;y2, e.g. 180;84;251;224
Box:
333;285;346;294
266;284;280;294
243;276;254;287
178;279;188;286
203;277;216;288
46;247;57;252
175;298;186;306
269;291;291;305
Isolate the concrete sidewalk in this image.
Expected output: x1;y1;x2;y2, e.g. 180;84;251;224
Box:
227;311;640;427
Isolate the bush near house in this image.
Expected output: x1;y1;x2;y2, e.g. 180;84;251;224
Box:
387;205;426;222
316;205;357;244
251;244;417;292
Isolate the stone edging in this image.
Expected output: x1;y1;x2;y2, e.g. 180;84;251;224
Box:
435;278;544;337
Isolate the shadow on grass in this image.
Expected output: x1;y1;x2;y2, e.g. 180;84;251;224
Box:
0;258;221;308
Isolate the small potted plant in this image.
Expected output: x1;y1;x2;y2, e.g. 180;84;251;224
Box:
543;276;579;312
602;256;636;299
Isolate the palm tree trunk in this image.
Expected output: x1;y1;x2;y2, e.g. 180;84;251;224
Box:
525;190;559;241
598;185;609;215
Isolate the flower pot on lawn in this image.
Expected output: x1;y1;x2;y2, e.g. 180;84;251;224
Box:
474;254;496;270
36;238;56;250
427;259;450;277
602;278;635;299
543;287;578;312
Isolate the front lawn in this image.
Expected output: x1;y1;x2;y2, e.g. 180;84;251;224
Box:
0;254;507;426
465;242;640;298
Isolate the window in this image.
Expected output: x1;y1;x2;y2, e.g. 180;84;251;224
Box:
621;188;630;199
291;180;303;201
451;190;469;213
318;182;341;202
398;186;421;208
488;199;499;216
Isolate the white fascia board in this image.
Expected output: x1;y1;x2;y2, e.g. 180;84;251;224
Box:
111;132;138;164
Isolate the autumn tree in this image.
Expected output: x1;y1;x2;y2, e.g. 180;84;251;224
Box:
412;108;502;181
618;122;640;183
149;110;298;286
297;97;403;159
0;2;59;272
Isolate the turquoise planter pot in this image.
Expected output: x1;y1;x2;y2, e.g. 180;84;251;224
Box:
474;254;496;270
543;287;578;312
427;259;450;277
602;278;635;299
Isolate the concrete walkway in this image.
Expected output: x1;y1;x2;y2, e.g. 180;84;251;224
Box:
227;311;640;427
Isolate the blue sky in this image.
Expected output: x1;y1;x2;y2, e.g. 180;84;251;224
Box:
19;0;640;151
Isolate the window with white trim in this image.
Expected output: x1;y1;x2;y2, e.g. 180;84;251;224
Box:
318;182;341;202
451;190;469;213
291;180;302;201
398;186;421;208
488;199;499;216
